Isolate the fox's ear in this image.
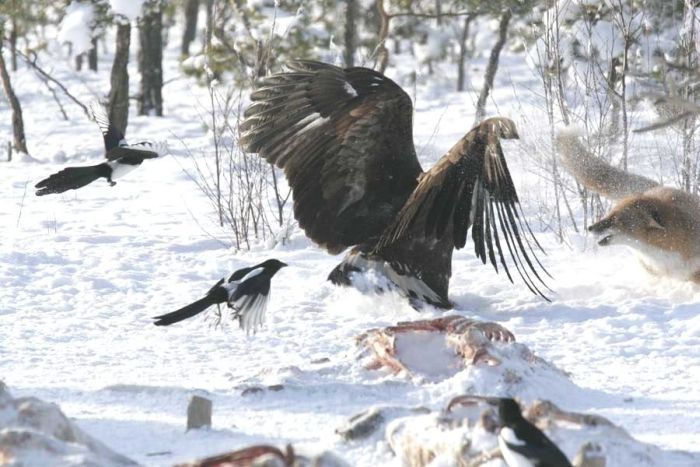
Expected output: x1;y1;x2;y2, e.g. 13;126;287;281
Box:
647;211;665;230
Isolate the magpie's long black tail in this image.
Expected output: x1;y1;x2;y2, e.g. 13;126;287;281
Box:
35;164;108;196
152;296;215;326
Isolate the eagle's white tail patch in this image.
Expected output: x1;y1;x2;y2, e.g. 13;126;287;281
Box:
344;253;443;306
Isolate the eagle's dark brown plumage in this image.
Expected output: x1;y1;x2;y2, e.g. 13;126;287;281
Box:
241;60;550;307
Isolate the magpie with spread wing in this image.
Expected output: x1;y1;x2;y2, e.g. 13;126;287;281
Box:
497;398;572;467
35;104;166;196
153;259;287;334
241;61;550;308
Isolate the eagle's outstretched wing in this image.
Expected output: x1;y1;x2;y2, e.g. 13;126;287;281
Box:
240;60;423;254
376;118;551;300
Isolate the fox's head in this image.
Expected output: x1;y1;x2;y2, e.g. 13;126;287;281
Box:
589;198;668;249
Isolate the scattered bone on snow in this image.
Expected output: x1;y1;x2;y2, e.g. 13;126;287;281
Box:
176;443;350;467
386;396;698;467
356;315;517;380
335;405;430;441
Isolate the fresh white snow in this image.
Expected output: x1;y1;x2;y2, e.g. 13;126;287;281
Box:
0;19;698;467
57;2;96;55
108;0;146;21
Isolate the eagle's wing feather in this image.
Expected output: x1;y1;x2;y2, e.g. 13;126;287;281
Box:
241;61;423;253
376;117;550;300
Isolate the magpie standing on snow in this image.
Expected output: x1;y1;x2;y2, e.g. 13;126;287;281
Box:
35;103;166;196
153;259;287;333
498;398;572;467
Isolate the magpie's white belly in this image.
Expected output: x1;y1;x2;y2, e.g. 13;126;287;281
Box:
108;161;139;180
499;430;534;467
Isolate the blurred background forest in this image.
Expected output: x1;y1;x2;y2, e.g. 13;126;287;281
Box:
1;0;699;248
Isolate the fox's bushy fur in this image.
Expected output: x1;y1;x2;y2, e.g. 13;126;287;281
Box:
556;129;700;284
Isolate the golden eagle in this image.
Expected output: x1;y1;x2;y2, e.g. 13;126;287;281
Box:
241;61;549;308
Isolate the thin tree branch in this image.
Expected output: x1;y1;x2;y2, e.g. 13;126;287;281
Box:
10;46;90;117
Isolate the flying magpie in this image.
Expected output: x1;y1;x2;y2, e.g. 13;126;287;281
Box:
35;103;166;196
153;259;287;333
498;398;572;467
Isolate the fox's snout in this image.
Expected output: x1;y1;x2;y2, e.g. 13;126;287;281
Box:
588;216;613;234
588;215;618;246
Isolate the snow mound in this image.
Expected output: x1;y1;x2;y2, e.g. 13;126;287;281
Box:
387;397;700;467
0;382;136;466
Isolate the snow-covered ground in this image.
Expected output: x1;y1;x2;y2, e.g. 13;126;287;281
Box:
1;24;699;467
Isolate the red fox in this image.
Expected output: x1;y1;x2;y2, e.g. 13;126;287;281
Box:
556;129;700;284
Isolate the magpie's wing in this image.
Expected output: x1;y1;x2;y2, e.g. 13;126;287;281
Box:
233;293;270;334
241;60;423;254
229;274;271;302
106;142;163;162
228;266;256;282
376;118;551;300
90;102;124;152
228;274;271;333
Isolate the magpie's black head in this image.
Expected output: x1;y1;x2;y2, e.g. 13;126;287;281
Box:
498;398;524;426
259;258;288;275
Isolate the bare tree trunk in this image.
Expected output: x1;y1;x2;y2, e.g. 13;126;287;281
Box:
181;0;199;56
205;0;214;49
376;0;390;73
75;53;83;71
620;43;630;171
344;0;357;67
88;37;98;71
10;16;18;72
680;0;698;192
253;39;268;79
606;57;621;140
457;15;473;92
474;10;511;123
109;22;131;135
0;25;28;155
138;1;164;116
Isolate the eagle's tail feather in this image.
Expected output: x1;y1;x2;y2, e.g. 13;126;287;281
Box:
328;246;452;310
